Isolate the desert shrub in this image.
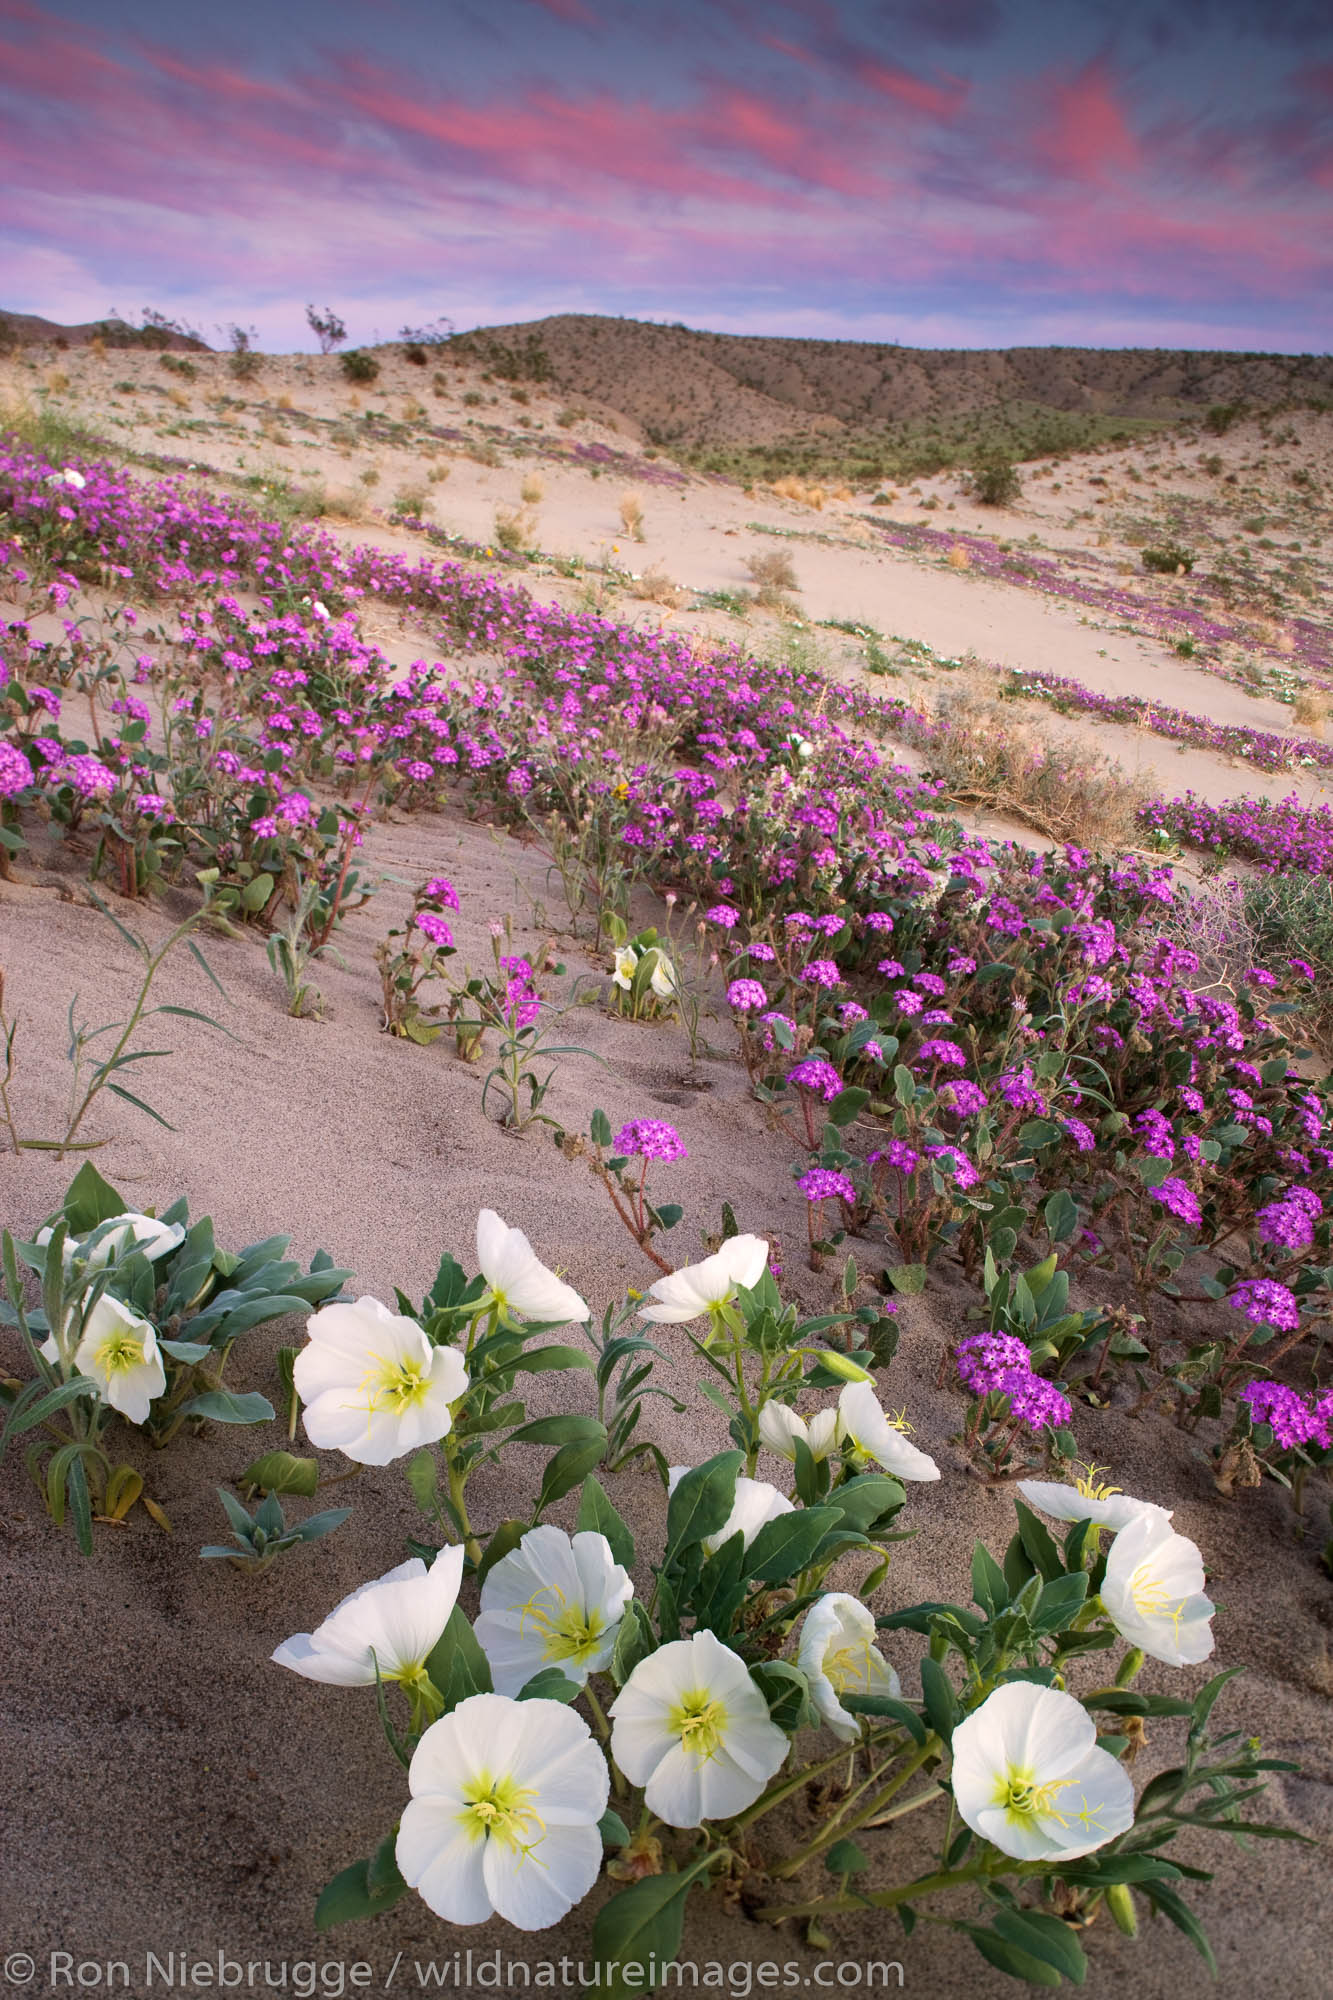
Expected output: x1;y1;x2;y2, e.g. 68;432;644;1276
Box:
158;353;197;381
520;472;545;506
631;564;681;607
1243;872;1333;1045
493;504;535;552
967;453;1022;505
340;349;380;384
402;344;428;366
923;690;1148;845
225;325;261;381
305;305;346;355
745;548;799;594
1142;542;1195;575
618;491;645;541
1205;401;1245;434
462;390;483;407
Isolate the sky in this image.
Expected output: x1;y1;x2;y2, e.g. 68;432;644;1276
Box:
2;0;1331;353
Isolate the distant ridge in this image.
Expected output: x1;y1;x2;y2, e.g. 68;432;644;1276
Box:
0;308;208;352
451;314;1333;479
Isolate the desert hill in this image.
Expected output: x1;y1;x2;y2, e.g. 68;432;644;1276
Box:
452;313;1333;480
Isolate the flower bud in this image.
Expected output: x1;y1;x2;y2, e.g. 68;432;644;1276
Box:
1115;1646;1145;1687
1106;1884;1138;1937
805;1348;872;1384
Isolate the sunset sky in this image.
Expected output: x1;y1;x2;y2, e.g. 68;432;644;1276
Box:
3;0;1330;352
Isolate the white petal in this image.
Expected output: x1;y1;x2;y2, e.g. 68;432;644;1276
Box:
397;1800;492;1924
484;1822;602;1930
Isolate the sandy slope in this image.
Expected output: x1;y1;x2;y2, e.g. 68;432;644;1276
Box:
1;341;1332;1999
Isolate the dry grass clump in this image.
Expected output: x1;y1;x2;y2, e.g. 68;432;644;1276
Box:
946;545;971;571
494;504;537;552
321;487;369;523
167;387;189;411
1291;689;1328;730
770;475;826;510
521;472;546;506
630;565;682;607
45;367;70;394
618;491;646;541
744;549;800;612
921;689;1149;846
392;484;429;516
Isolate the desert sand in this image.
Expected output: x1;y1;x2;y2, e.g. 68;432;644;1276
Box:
1;334;1331;1999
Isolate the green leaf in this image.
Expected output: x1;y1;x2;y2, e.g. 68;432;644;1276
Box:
610;1600;656;1686
968;1925;1063;1987
425;1604;493;1713
240;870;276;913
1144;1885;1217;1972
1;1374;98;1453
241;1451;319;1497
517;1669;581;1703
158;1338;212;1363
505;1413;606;1448
919;1655;956;1747
590;1108;613;1147
1030;1570;1090;1634
1043;1190;1079;1243
535;1436;608;1516
477;1518;527;1585
178;1390;274;1425
63;1162;129;1233
105;1080;174;1129
744;1506;842;1586
840;1692;927;1746
314;1847;406;1931
405;1447;439;1518
66;1450;94;1556
598;1809;631;1849
991;1910;1087;1985
828;1085;870;1128
825;1839;870;1878
664;1450;743;1561
576;1473;636;1569
751;1660;813;1732
514;1344;594;1376
886;1264;927;1296
1014;1499;1064;1582
587;1858;714;2000
971;1541;1010;1618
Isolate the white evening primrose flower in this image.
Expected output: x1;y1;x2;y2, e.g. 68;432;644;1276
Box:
836;1380;940;1482
294;1296;468;1465
476;1209;590;1324
1099;1511;1215;1666
474;1526;632;1694
610;1629;788;1826
1018;1467;1173;1533
648;949;678;999
638;1234;769;1327
950;1681;1134;1862
664;1470;792;1555
38;1210;185;1268
272;1549;464;1714
397;1692;608;1931
44;1294;165;1423
611;945;639;991
798;1593;901;1741
57;467;87;490
757;1400;839;1463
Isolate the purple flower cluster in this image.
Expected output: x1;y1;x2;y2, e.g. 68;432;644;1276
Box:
797;1168;857;1204
1239;1380;1332;1452
613;1119;687;1163
1255;1188;1320;1253
1229;1279;1302;1332
786;1058;842;1101
726;978;768;1012
954;1333;1073;1432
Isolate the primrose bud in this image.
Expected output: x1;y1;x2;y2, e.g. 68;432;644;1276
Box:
1115;1647;1146;1687
807;1348;873;1384
1106;1884;1138;1937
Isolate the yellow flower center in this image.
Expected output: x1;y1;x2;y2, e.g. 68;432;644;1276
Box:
994;1764;1075;1825
1074;1462;1121;1502
459;1771;545;1851
668;1689;728;1762
364;1350;433;1415
823;1636;877;1695
1129;1563;1187;1632
516;1584;606;1666
94;1329;147;1376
